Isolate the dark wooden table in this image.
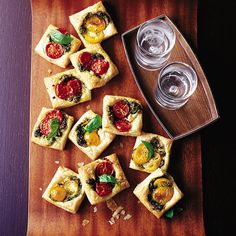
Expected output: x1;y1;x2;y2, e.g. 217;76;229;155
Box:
0;0;235;235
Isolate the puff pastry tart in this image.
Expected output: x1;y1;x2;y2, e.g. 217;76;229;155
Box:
133;169;183;219
130;132;173;173
31;107;74;150
79;153;130;205
35;24;81;68
69;110;116;160
69;1;118;47
102;95;143;136
42;166;85;214
44;69;91;109
70;45;118;90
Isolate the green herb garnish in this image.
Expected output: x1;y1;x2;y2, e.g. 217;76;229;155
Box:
99;174;117;184
47;118;60;141
50;30;73;45
84;115;102;133
142;141;154;159
165;207;183;219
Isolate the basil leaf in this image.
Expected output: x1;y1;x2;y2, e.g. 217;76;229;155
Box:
165;209;174;219
49;30;73;45
142;141;154;159
99;174;117;184
165;207;183;219
84;115;102;133
47;118;60;141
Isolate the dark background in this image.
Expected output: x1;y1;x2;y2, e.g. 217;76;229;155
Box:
0;0;235;235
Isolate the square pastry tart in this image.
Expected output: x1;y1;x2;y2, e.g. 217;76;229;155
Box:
133;169;183;219
130;132;173;173
31;107;74;150
102;95;143;136
70;45;118;90
44;69;91;109
42;166;85;214
69;110;116;160
79;153;130;205
69;1;118;47
35;24;81;68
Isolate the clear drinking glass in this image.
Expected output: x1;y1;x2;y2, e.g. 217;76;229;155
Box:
155;62;198;110
135;18;176;70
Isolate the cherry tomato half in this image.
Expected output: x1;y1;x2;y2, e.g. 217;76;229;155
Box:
40;110;63;136
46;42;64;59
114;119;131;132
95;161;114;177
58;27;68;34
79;52;93;68
56;79;82;100
91;59;109;75
112;100;130;119
95;182;113;196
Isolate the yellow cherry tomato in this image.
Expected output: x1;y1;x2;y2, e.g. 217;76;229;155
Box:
85;15;106;33
132;143;149;165
83;31;104;44
152;186;174;205
84;131;101;146
50;185;67;202
144;154;161;172
64;180;79;197
153;178;172;188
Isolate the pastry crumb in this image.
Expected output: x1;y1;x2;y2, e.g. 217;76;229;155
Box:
106;199;118;212
119;143;124;148
39;187;42;191
124;214;132;220
82;219;90;227
93;206;97;213
86;105;91;110
108;220;114;225
121;210;126;215
137;200;140;204
48;69;52;74
54;160;59;165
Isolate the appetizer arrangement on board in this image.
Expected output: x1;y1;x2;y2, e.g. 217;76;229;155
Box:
32;1;183;220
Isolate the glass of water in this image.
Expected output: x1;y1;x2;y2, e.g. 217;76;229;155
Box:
135;18;176;70
155;62;198;110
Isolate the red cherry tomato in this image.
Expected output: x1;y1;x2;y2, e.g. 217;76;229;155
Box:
91;59;109;75
46;42;64;59
40;110;63;136
56;79;82;100
58;27;68;34
79;52;93;68
95;182;113;196
114;119;131;132
95;161;114;176
112;100;130;119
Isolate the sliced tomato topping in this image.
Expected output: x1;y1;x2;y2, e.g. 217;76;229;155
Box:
95;182;113;196
40;110;63;136
112;100;130;119
91;59;109;75
114;119;131;132
58;27;68;34
95;161;114;177
56;79;82;100
79;52;93;68
46;42;63;59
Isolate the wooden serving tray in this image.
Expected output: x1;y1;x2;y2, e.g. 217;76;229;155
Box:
28;1;205;235
122;15;219;140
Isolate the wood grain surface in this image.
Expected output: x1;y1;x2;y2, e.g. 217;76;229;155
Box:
122;15;218;140
28;0;204;235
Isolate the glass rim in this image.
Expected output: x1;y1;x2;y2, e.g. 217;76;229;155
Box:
157;61;198;101
136;18;176;57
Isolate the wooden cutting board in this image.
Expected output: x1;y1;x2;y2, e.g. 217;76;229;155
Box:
28;0;204;235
